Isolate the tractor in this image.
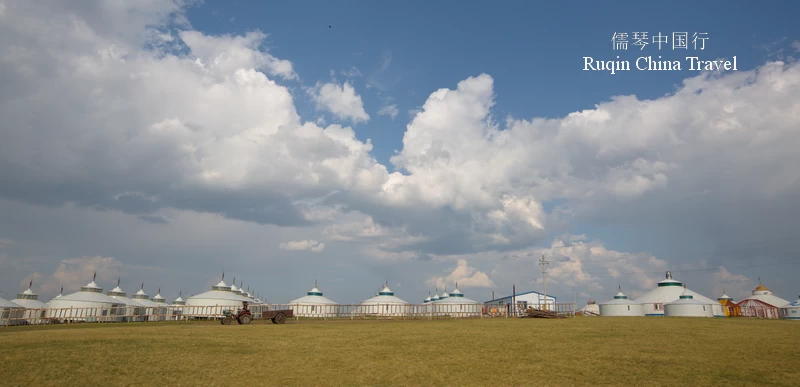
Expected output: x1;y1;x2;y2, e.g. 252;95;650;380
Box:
220;308;252;325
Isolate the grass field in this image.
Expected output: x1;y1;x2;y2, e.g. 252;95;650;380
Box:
1;317;799;386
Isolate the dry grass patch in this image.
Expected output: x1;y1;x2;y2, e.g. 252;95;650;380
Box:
1;317;799;386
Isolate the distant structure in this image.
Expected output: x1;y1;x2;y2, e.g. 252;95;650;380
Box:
45;273;124;322
484;289;556;315
427;284;482;317
737;279;789;319
0;294;24;326
779;296;800;320
184;273;255;318
289;281;339;317
633;271;723;317
717;291;741;317
358;283;408;316
107;278;145;322
599;287;643;317
12;280;46;323
578;300;599;316
664;286;715;318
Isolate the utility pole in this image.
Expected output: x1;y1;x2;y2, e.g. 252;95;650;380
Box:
539;254;549;310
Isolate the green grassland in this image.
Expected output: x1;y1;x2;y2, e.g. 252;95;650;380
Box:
1;317;799;386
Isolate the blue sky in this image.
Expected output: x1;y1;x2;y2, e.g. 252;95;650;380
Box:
1;1;799;305
189;0;799;166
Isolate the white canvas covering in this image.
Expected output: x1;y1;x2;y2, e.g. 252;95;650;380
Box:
107;283;145;322
184;278;255;317
12;285;47;324
45;280;124;322
358;285;409;316
633;271;723;317
428;286;481;317
290;283;339;317
779;297;800;320
599;289;644;317
0;296;26;326
664;294;714;317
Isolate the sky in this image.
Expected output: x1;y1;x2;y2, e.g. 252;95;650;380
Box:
1;0;800;306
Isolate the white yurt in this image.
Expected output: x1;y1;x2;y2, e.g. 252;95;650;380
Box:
430;284;482;317
184;274;255;318
0;295;25;326
170;292;185;320
130;285;163;321
579;300;600;316
289;282;339;317
106;279;144;322
45;274;124;322
634;271;724;317
45;287;64;307
779;296;800;320
599;288;644;317
12;280;47;324
358;284;409;317
151;288;170;321
664;293;714;317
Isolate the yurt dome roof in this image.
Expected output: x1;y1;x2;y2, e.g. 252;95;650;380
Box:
16;280;39;300
361;284;408;305
450;284;464;297
152;289;166;303
634;272;717;306
290;282;338;305
57;277;123;305
744;278;789;307
601;289;640;305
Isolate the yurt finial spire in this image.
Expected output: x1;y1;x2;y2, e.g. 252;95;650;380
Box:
232;276;236;285
758;276;762;285
29;278;33;289
240;280;243;288
141;282;144;290
59;286;63;294
158;287;160;294
666;271;672;279
93;271;96;281
117;277;120;287
222;271;224;282
618;284;622;292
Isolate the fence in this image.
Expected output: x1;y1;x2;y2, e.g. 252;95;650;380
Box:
1;302;577;326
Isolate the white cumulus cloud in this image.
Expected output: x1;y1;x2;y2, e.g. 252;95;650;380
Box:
310;82;370;123
280;239;325;252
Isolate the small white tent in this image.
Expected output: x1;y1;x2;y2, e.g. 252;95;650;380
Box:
0;296;25;326
289;281;339;317
45;273;124;322
358;283;409;317
664;294;714;318
599;288;644;317
779;296;800;321
12;279;46;324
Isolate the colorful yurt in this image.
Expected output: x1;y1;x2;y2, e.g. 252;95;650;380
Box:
717;291;741;317
664;293;715;318
12;280;47;324
779;296;800;321
0;295;25;326
358;283;409;317
289;281;339;317
633;271;724;317
106;278;145;322
599;288;644;317
430;284;482;317
737;279;789;319
184;273;254;318
45;274;124;322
